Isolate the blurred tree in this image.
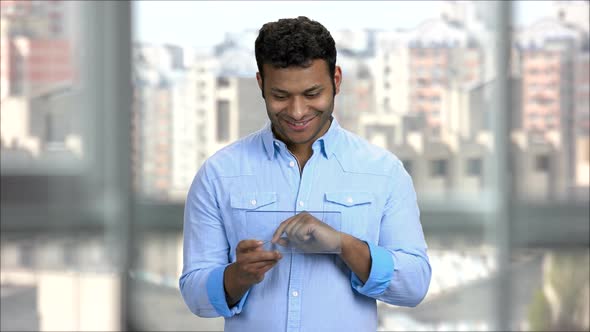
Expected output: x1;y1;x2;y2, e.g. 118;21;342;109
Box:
527;250;590;331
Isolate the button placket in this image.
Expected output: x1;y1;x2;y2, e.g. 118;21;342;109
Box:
286;254;303;332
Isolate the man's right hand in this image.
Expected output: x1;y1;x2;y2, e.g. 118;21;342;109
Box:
223;239;282;306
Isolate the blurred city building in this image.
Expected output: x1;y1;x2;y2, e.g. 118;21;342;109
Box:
124;0;590;203
0;0;79;164
1;1;589;331
513;1;590;200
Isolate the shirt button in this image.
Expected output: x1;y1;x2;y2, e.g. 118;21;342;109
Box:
292;291;299;297
289;161;295;167
346;197;353;204
251;200;257;206
299;201;304;207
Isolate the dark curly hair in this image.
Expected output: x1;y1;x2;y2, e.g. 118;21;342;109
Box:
255;16;337;96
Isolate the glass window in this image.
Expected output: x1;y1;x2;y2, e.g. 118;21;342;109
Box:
217;76;230;88
402;159;413;175
431;159;448;177
216;100;230;141
535;154;550;172
467;157;482;176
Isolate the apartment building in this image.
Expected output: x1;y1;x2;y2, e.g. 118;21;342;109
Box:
515;14;589;199
335;54;374;134
133;52;176;200
1;0;78;161
375;17;483;140
512;130;566;201
133;40;269;201
1;0;73;98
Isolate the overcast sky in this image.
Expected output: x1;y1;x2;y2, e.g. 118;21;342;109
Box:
133;1;553;49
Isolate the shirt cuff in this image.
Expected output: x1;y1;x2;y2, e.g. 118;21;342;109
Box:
206;264;251;317
350;242;394;297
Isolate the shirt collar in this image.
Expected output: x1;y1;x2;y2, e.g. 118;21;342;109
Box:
261;117;341;160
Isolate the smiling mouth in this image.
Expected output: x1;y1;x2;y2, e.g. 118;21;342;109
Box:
284;116;317;131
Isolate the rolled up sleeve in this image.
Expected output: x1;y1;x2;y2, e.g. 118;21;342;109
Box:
206;264;250;317
353;162;431;307
350;242;394;297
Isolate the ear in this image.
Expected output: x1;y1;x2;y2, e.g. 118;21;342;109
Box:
333;65;342;95
256;72;266;99
256;72;263;90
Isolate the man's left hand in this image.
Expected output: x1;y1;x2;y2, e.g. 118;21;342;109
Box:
271;212;341;253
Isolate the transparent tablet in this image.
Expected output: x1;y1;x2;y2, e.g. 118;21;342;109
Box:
245;210;342;254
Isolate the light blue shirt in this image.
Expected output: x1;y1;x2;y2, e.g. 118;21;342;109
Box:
180;118;431;332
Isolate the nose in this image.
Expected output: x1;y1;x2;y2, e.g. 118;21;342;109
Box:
287;96;306;121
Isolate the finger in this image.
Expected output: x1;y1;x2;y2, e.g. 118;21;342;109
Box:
237;239;264;253
289;220;309;242
282;220;298;240
246;261;275;272
296;214;323;241
240;250;282;264
276;237;290;247
250;259;280;271
299;212;319;226
288;215;316;242
272;214;299;243
256;260;280;276
282;214;307;238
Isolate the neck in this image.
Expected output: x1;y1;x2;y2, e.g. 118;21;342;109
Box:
287;143;313;169
273;117;333;169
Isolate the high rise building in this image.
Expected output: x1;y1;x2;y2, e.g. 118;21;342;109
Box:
133;40;269;201
334;52;374;134
517;23;579;134
515;13;589;198
0;0;77;161
1;0;73;98
374;16;483;142
133;47;176;200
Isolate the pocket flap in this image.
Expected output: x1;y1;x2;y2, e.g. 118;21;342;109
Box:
230;192;277;210
325;192;373;207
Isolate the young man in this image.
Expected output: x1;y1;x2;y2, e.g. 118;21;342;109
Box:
180;16;431;332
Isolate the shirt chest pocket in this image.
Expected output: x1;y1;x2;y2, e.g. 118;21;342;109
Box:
324;192;373;240
230;192;278;241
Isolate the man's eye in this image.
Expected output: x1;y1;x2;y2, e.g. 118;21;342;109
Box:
273;95;287;100
305;93;320;98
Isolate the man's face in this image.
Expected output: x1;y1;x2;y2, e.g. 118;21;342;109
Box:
257;60;342;148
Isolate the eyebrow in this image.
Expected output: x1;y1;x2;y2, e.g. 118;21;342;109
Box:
270;84;323;95
303;85;323;94
270;88;289;95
